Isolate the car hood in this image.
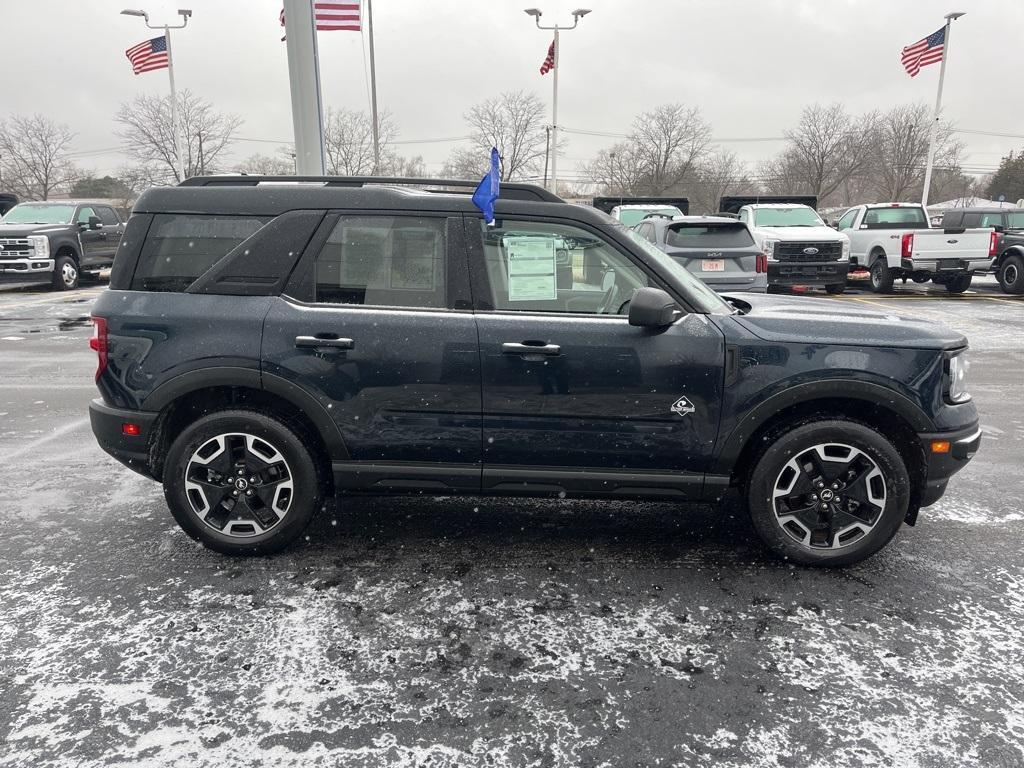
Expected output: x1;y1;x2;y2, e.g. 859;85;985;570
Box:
754;225;846;242
728;293;967;350
0;223;70;237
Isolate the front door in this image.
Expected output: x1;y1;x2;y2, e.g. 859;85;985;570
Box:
264;213;482;492
464;215;724;499
75;205;105;265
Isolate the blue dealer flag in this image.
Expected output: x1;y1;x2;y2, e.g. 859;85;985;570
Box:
472;148;500;225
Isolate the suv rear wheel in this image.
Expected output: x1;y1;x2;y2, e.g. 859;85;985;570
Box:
997;254;1024;294
163;409;323;555
746;419;910;566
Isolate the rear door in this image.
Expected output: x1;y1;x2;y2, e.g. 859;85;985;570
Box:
96;206;124;259
464;214;724;498
663;221;758;288
265;212;482;492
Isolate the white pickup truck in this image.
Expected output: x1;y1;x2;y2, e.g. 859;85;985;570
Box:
834;202;997;294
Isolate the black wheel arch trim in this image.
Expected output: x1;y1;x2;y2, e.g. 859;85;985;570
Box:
714;379;934;475
140;366;351;461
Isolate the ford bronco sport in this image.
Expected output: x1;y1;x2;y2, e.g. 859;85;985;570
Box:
88;176;981;566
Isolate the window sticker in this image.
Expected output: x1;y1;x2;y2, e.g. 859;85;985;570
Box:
505;236;558;301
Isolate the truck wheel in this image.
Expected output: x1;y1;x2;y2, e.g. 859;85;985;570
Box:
869;258;894;293
51;254;79;291
944;274;972;294
162;409;324;555
997;254;1024;294
746;419;910;567
766;285;787;294
824;283;845;295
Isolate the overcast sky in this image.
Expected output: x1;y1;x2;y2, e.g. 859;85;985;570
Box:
3;0;1022;183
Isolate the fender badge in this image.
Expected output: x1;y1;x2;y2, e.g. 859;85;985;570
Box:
671;396;695;416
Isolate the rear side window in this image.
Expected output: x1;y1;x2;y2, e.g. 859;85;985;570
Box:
942;211;964;228
314;216;446;308
665;223;753;248
97;207;120;226
862;207;927;228
131;214;269;292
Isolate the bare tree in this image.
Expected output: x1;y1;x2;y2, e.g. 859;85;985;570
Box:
769;103;877;204
631;104;713;194
116;89;242;183
383;154;426;177
580;142;649;196
323;107;398;175
463;90;548;181
442;146;489;180
868;103;959;201
237;151;295;175
689;149;755;214
0;114;78;200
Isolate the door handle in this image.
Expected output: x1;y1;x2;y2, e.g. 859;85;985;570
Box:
502;341;561;356
295;335;355;350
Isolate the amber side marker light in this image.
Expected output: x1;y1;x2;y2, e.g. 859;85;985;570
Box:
931;441;951;454
122;423;142;437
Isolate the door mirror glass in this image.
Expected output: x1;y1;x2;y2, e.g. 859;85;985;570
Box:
628;287;681;327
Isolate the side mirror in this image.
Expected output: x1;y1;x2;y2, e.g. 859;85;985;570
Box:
88;216;103;230
993;225;1005;233
628;287;682;328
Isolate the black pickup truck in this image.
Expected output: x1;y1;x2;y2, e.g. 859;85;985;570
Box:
940;207;1024;294
0;200;124;290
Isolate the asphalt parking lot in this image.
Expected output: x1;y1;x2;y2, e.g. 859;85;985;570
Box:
0;276;1022;768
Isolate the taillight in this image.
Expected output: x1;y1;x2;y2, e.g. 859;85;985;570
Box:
90;317;108;382
989;230;999;257
901;232;914;259
755;254;768;273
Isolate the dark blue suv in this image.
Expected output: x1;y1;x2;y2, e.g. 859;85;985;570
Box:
88;177;981;566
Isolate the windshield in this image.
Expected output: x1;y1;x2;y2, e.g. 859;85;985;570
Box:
613;221;733;314
616;207;683;227
754;206;823;228
2;203;76;225
1007;212;1024;229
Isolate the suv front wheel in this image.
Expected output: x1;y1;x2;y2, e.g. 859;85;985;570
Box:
746;419;910;566
163;410;323;555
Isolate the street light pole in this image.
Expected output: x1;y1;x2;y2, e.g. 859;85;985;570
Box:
525;8;591;195
121;8;191;182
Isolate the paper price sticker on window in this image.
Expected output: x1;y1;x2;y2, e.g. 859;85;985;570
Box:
504;236;558;301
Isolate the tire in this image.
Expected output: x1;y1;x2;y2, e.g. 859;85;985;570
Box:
869;257;894;293
162;409;324;555
51;253;79;291
997;254;1024;294
745;419;910;567
766;284;787;294
824;283;845;295
944;274;972;294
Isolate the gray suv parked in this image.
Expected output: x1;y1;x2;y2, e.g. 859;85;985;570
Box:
88;176;980;566
634;215;768;293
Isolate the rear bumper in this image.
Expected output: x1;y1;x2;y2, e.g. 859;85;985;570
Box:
89;398;159;479
900;258;995;274
768;261;849;286
917;422;982;508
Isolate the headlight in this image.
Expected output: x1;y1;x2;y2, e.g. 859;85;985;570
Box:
27;235;50;259
840;238;850;261
946;351;971;403
762;239;779;262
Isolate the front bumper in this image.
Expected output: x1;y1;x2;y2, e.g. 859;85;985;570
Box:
917;422;982;508
0;258;55;281
89;398;159;479
768;261;849;286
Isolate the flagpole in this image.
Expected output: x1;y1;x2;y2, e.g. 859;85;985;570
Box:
551;26;559;194
283;0;327;175
367;0;380;173
921;12;965;209
163;25;186;182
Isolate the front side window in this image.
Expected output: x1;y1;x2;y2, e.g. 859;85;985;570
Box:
131;214;269;292
836;209;857;230
77;206;97;224
980;213;1005;228
314;216;446;308
478;219;650;315
1007;212;1024;229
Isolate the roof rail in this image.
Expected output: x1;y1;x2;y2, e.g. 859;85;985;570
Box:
178;175;564;203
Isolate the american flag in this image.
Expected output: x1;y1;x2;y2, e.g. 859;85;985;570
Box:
125;36;169;75
539;39;555;75
279;2;361;33
901;27;945;77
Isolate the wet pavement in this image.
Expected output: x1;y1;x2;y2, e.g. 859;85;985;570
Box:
0;277;1022;768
